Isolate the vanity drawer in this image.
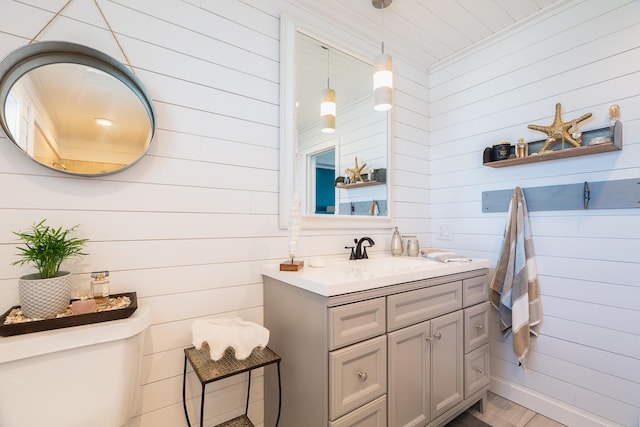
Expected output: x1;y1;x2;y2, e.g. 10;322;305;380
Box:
387;281;462;332
462;275;488;307
329;335;387;420
464;301;490;353
464;344;490;398
329;297;386;350
329;395;387;427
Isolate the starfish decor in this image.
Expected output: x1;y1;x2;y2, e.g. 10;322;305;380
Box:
345;157;367;183
528;103;592;152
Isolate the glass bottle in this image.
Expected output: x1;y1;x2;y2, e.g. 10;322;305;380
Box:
391;226;403;256
609;104;620;134
516;138;528;158
91;271;110;300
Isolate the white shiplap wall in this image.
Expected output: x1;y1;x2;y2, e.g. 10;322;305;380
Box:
0;1;429;426
429;1;640;426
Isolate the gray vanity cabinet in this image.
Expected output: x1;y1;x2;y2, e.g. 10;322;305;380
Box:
263;268;490;427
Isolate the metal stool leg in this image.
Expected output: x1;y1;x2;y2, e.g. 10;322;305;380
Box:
199;383;205;427
183;356;192;427
245;370;252;416
276;361;282;427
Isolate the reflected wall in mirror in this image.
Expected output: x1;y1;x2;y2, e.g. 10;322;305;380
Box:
280;15;392;229
0;41;156;176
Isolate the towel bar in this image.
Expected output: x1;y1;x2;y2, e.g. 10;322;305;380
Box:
482;178;640;213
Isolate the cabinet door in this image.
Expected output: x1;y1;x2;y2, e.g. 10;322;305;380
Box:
431;310;464;419
329;335;387;420
462;275;488;307
464;301;490;353
330;395;387;427
388;321;431;427
465;344;490;399
387;281;462;331
329;297;386;350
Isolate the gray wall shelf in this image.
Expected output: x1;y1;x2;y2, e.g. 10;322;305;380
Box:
483;121;622;168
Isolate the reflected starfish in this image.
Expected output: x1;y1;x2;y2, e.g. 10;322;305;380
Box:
528;103;592;152
345;157;367;183
353;157;367;182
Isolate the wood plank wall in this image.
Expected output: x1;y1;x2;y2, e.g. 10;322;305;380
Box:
0;1;429;426
429;1;640;426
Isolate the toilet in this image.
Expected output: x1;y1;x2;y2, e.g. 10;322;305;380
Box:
0;304;151;427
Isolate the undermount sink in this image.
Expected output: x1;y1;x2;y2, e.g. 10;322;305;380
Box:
332;256;438;274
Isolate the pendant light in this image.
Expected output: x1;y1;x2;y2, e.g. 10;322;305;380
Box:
372;0;393;111
320;46;336;133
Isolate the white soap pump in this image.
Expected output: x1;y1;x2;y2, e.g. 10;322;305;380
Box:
390;226;403;256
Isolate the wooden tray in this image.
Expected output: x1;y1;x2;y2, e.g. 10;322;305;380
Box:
0;292;138;337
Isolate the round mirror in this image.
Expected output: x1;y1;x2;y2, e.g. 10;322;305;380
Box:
0;41;156;176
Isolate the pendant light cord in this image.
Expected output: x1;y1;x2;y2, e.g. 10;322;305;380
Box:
327;46;331;89
28;0;135;74
381;5;385;54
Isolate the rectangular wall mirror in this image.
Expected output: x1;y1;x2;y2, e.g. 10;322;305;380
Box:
279;15;393;229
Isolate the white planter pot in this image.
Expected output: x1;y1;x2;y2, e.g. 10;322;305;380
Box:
18;271;72;319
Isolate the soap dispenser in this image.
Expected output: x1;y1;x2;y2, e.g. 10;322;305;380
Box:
390;226;403;256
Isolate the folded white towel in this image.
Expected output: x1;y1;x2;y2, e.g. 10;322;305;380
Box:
191;317;270;361
421;248;472;263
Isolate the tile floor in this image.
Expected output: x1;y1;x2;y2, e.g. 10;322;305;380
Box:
465;391;567;427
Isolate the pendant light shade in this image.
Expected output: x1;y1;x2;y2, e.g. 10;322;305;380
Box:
373;52;393;111
320;45;336;133
320;87;336;133
372;0;393;111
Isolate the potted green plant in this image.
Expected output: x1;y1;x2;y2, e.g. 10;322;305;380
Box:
12;220;89;319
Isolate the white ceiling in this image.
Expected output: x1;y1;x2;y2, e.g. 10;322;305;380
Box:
293;0;564;129
288;0;563;71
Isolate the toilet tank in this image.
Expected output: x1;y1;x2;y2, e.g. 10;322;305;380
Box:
0;305;151;427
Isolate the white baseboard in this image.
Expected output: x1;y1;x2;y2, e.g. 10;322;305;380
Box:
490;377;623;427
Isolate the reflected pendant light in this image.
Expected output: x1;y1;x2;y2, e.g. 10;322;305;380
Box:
320;87;336;133
372;0;393;111
320;46;336;133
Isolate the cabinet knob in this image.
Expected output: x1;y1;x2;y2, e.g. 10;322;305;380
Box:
474;367;483;374
475;323;484;329
357;371;368;381
426;332;442;341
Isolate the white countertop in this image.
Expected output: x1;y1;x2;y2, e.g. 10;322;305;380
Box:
261;255;490;297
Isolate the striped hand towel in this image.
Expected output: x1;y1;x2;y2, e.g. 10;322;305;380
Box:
490;187;542;367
